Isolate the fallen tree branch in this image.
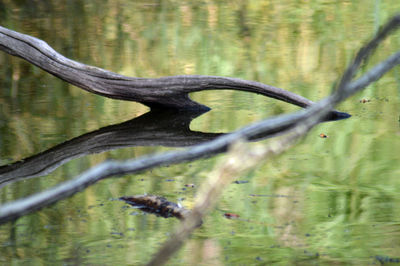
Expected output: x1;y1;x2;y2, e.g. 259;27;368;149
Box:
0;15;399;226
0;25;348;120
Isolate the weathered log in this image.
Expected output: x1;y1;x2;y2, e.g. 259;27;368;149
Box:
0;26;349;120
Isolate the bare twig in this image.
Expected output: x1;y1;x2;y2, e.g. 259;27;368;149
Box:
337;15;400;94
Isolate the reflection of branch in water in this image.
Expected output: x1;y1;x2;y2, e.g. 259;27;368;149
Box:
0;103;335;187
0;101;346;224
0;109;219;187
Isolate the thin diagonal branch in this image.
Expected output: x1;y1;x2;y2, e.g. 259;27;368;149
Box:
337;15;400;95
147;15;400;265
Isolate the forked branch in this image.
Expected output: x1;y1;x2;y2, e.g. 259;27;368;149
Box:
0;25;348;120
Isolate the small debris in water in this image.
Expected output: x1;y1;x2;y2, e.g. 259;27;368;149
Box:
234;180;249;184
303;250;320;258
319;133;328;138
111;232;124;237
249;194;292;198
120;195;190;220
224;213;240;219
374;255;400;264
88;203;104;209
270;245;280;248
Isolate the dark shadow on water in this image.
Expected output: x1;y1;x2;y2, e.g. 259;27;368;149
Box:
0;109;219;187
0;107;349;187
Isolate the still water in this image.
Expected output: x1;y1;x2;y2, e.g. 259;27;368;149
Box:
1;1;400;265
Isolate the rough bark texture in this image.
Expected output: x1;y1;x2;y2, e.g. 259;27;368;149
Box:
0;26;349;120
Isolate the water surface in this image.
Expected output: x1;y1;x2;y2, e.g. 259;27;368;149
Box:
0;1;400;265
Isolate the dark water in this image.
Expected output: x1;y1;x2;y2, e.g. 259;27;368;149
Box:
0;1;400;265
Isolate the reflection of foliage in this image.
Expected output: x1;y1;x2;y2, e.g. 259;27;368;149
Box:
0;1;399;265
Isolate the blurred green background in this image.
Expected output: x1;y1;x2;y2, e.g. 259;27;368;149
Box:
0;0;399;265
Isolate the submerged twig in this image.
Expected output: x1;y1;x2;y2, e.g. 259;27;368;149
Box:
120;195;191;220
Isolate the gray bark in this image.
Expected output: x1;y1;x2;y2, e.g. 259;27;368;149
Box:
0;25;349;120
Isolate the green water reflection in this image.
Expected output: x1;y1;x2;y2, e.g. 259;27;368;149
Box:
1;1;400;265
